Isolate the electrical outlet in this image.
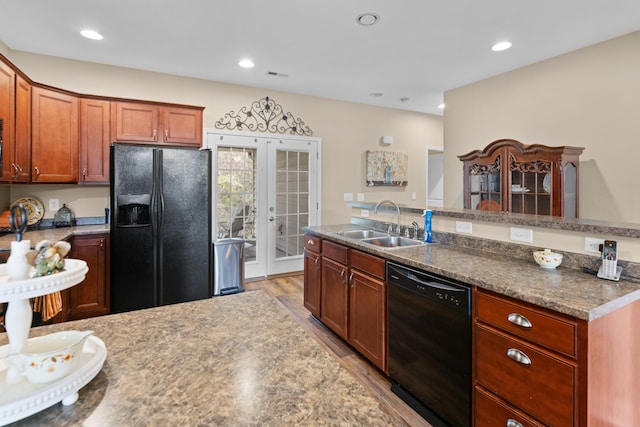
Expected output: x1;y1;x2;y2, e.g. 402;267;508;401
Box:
584;237;605;253
49;199;59;211
510;227;533;243
343;193;353;202
360;209;369;217
455;221;472;234
357;193;365;201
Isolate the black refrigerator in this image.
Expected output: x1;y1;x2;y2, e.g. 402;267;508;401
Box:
110;144;212;313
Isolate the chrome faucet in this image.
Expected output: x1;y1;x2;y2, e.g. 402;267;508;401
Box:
411;221;420;240
374;200;401;234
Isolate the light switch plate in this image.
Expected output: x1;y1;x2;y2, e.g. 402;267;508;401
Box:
357;193;365;201
343;193;353;202
360;209;369;217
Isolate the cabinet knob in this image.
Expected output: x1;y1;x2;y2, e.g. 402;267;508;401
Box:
153;129;157;141
507;312;532;328
506;419;524;427
34;166;40;180
506;348;532;365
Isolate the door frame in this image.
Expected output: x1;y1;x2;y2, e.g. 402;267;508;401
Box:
205;129;322;278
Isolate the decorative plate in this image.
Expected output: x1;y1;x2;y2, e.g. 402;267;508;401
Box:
542;173;551;193
10;197;45;226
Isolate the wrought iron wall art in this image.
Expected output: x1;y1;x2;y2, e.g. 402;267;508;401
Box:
215;96;313;136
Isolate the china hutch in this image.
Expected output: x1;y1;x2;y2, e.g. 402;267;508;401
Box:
459;139;584;217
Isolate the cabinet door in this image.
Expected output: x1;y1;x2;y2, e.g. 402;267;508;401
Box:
67;235;110;320
31;87;78;182
348;269;386;371
303;249;321;317
162;106;202;146
112;101;160;142
14;76;31;182
79;98;110;183
320;256;348;339
0;61;15;182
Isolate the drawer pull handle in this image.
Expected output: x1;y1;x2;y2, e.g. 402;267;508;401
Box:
507;419;524;427
307;239;315;245
507;348;531;365
508;313;532;328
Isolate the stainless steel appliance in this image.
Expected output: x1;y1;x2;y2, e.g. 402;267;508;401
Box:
110;144;212;313
387;262;472;427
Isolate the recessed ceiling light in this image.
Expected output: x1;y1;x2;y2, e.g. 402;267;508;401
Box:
239;59;255;68
356;13;379;26
491;41;512;52
80;30;103;40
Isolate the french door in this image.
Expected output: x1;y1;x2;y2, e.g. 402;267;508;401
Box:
206;130;321;278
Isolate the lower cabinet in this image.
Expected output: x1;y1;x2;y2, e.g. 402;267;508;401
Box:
304;235;387;372
63;234;110;321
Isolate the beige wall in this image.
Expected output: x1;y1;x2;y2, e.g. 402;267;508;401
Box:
3;49;442;223
443;30;640;224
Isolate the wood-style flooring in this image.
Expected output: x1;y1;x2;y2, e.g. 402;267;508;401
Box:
245;274;432;427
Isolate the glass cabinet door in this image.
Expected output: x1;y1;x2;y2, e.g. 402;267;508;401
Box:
469;157;501;211
510;158;552;215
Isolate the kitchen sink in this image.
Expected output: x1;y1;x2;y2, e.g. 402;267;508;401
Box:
361;236;427;248
334;229;389;239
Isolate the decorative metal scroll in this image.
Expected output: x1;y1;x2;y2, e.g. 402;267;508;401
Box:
215;96;313;136
509;154;551;173
469;156;501;175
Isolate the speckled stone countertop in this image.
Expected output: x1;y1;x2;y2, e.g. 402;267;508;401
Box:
305;225;640;321
1;290;392;426
0;225;109;251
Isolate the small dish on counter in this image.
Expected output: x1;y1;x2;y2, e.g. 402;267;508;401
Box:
533;248;563;269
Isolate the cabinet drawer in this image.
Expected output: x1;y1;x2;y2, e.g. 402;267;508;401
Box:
304;235;321;252
476;290;578;358
322;240;348;264
475;325;575;427
349;249;385;280
475;386;544;427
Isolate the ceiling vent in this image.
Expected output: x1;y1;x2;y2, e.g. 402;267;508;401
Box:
266;71;288;78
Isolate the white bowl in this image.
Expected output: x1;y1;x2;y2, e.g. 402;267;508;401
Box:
533;249;563;269
6;330;93;384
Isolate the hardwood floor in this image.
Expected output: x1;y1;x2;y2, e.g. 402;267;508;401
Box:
245;274;432;427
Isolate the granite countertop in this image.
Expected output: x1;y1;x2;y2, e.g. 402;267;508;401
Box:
0;290;393;426
0;225;110;251
305;225;640;321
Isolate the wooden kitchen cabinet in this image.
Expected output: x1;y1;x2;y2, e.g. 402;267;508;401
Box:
303;235;322;317
475;288;640;426
305;236;388;372
111;101;203;147
64;234;110;320
79;98;110;183
348;249;387;372
320;240;349;339
0;62;31;183
459;139;584;217
31;87;79;183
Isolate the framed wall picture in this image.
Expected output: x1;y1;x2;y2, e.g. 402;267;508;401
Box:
366;150;408;186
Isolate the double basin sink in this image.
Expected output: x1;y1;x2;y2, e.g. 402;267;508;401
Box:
334;229;427;249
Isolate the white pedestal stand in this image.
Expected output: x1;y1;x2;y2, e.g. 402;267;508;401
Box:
0;259;107;426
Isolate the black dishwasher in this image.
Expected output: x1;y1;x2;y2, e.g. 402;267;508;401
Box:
387;262;471;427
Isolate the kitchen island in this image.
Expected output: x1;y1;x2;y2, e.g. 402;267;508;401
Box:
304;224;640;426
1;289;393;426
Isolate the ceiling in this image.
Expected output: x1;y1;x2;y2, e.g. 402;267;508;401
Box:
2;1;640;116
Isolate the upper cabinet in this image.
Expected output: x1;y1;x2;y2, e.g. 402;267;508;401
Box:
79;98;110;183
459;139;584;217
31;87;79;183
0;62;31;183
112;102;203;147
